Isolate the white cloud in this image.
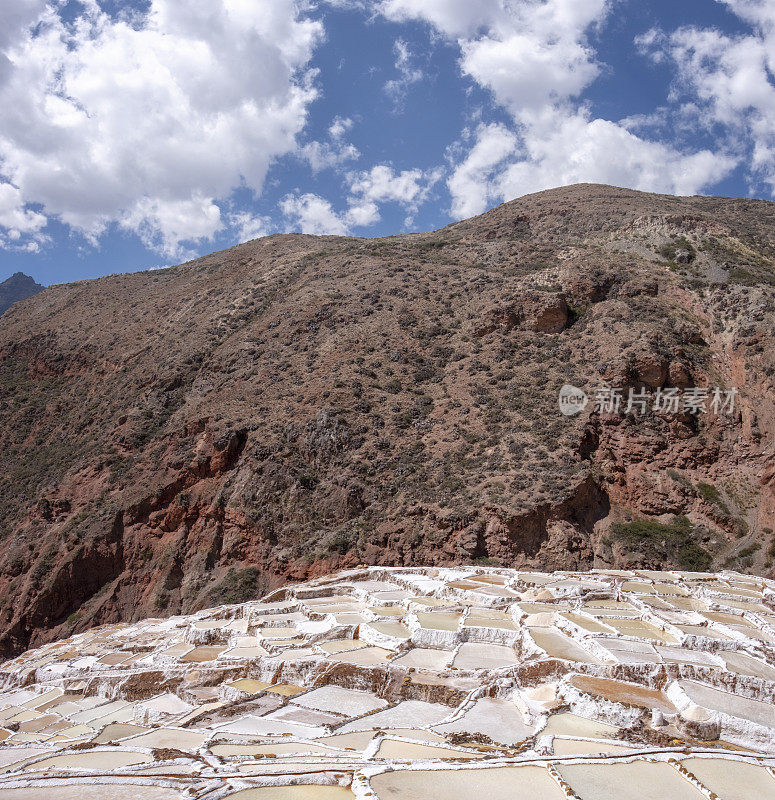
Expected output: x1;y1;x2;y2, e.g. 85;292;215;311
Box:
299;116;359;173
0;182;47;242
347;164;441;225
0;0;322;255
329;115;354;140
499;109;736;198
301;140;361;173
446;123;519;218
642;2;775;193
348;164;437;207
379;0;507;39
281;193;349;235
282;164;440;235
382;0;608;112
380;0;737;214
384;39;423;106
229;211;273;243
346;200;380;227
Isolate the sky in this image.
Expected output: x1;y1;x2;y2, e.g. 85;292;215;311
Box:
1;0;774;286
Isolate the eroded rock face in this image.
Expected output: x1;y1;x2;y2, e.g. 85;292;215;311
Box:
0;566;772;798
523;289;569;333
0;184;774;654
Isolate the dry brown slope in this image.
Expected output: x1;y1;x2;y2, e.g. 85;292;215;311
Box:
0;183;774;654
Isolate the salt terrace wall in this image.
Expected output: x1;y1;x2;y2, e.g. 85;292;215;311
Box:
0;567;772;798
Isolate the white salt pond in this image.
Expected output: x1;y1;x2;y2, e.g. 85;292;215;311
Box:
452;642;519;670
225;788;354;799
557;761;706;800
370;765;567;800
23;749;152;771
433;698;534;744
681;756;775;800
0;788;184;800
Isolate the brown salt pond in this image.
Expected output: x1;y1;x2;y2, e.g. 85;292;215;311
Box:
528;628;603;663
179;646;226;662
90;722;149;743
374;739;486;760
676;624;732;640
329;646;393;666
226;678;272;694
561;612;614;634
122;727;207;749
464;609;517;630
722;651;775;681
317;639;371;654
368;606;405;617
569;675;677;714
602;618;677;643
371;765;567;800
551;738;637;755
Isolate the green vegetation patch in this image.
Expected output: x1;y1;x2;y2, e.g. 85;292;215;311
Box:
658;235;696;263
208;566;264;605
610;515;712;571
696;482;731;516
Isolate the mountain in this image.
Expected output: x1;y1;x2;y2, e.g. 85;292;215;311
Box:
0;183;773;655
0;271;43;317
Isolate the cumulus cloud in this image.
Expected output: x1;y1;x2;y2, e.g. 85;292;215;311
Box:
641;0;775;193
380;0;736;216
348;164;438;208
0;182;47;247
347;164;441;226
281;193;349;236
300;116;360;173
229;210;273;243
283;164;441;234
498;109;735;198
0;0;322;255
446;124;519;218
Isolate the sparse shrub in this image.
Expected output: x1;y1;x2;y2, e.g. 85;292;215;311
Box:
696;482;731;516
610;515;712;571
208;567;264;605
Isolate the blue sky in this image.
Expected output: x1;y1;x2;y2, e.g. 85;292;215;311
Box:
1;0;774;286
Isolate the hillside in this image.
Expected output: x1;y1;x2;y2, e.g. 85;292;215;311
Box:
0;272;43;317
0;183;774;655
